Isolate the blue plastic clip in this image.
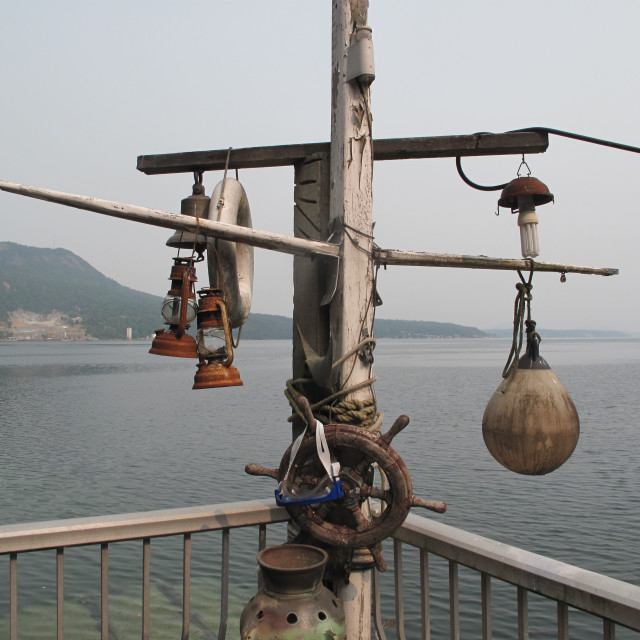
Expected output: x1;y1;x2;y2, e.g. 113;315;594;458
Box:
275;478;344;507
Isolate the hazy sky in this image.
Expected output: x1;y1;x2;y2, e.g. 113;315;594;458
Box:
1;1;639;333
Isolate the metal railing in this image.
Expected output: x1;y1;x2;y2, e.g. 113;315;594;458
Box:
1;499;639;639
0;500;289;640
375;513;640;640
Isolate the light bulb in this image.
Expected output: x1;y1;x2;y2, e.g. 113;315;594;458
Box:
517;194;539;258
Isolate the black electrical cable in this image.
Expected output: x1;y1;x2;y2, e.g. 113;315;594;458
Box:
455;156;508;192
513;127;640;155
456;127;640;192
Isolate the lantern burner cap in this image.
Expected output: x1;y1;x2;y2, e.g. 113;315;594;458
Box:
193;359;243;389
498;177;554;211
149;329;199;358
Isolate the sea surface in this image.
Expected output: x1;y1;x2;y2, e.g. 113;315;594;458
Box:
0;338;639;639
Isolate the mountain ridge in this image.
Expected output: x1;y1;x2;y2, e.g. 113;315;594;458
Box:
1;242;624;340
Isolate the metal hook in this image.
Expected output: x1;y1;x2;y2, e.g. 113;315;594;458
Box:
517;154;532;178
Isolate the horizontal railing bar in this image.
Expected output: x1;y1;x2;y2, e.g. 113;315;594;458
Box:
136;132;549;174
396;513;640;631
0;499;289;554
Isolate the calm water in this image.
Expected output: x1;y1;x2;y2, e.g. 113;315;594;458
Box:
0;338;639;638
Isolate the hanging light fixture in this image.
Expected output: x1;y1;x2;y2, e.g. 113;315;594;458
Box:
192;287;243;389
498;160;553;259
149;257;199;358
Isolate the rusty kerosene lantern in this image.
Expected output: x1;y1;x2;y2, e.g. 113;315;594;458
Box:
482;273;579;475
165;176;211;255
149;257;199;358
498;175;554;259
192;287;243;389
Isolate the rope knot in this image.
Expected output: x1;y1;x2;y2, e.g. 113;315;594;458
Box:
516;282;533;300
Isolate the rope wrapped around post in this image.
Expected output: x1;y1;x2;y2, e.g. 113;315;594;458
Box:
285;336;383;432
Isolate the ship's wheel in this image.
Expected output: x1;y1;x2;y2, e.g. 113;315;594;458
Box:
245;396;446;571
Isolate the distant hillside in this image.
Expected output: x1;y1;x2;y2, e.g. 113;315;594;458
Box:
0;242;160;339
0;242;487;341
242;313;291;339
375;318;486;339
485;327;630;339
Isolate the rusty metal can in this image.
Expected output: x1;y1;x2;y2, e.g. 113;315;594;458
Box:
240;544;346;640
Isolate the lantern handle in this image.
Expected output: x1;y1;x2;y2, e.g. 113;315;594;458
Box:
176;264;194;339
217;298;235;367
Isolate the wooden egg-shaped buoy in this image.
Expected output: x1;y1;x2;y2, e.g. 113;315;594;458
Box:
482;340;579;475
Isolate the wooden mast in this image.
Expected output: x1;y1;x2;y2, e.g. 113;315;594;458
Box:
331;1;375;636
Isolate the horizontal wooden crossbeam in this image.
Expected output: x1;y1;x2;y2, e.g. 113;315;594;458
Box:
136;131;548;175
0;180;616;278
374;249;618;277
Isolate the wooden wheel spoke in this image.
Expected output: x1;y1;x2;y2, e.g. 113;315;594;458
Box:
360;485;392;503
345;501;371;532
411;495;447;513
369;544;387;572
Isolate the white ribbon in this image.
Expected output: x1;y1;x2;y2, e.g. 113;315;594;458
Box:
282;420;340;485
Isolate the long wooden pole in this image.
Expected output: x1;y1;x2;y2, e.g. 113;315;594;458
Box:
0;180;339;259
0;180;617;277
375;249;619;276
331;1;375;637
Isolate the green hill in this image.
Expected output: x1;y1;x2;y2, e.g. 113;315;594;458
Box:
0;242;488;341
374;318;485;339
0;242;160;339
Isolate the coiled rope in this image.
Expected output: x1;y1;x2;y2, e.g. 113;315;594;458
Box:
285;336;383;433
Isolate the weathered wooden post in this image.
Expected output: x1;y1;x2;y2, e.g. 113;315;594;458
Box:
330;1;376;636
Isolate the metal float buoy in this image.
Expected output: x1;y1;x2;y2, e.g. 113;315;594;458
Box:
482;333;579;475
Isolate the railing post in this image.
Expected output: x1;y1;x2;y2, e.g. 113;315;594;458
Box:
481;572;492;640
394;539;406;640
181;534;191;640
517;586;529;640
142;538;150;640
217;529;230;640
101;543;109;640
603;619;616;639
420;549;430;640
10;552;17;640
449;560;460;640
56;547;64;640
557;601;568;639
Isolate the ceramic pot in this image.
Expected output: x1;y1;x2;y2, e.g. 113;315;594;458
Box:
240;544;345;640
